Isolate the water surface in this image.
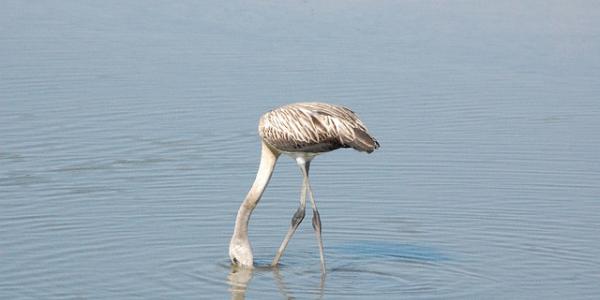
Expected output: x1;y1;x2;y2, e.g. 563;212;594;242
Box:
2;1;600;299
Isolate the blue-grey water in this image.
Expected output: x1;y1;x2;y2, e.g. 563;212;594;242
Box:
2;1;600;299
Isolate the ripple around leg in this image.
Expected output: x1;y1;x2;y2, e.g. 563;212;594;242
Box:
316;241;495;298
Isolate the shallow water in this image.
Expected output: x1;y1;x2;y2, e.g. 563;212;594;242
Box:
2;1;600;299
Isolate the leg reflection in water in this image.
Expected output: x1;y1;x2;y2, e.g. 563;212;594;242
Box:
227;264;326;300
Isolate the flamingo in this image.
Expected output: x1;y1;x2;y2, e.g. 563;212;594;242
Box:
229;102;379;272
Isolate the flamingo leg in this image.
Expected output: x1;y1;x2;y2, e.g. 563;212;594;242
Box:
272;173;307;266
304;170;326;273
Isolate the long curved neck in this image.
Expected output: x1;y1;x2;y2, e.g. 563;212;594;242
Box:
232;141;279;241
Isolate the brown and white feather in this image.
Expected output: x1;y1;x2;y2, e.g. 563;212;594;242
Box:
259;102;380;154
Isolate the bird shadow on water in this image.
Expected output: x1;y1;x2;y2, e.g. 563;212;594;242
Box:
226;241;448;299
329;240;449;262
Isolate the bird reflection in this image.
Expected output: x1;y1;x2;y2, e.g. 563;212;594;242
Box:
227;264;253;300
227;264;325;300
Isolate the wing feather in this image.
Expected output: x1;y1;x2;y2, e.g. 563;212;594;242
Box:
259;102;379;153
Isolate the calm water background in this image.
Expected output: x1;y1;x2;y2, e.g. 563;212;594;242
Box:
2;1;599;299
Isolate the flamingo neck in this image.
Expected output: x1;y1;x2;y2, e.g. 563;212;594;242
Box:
231;141;279;241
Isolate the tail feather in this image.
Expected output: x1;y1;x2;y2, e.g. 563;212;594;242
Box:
348;128;380;153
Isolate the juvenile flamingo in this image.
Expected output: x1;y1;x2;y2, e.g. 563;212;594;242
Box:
229;102;379;272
